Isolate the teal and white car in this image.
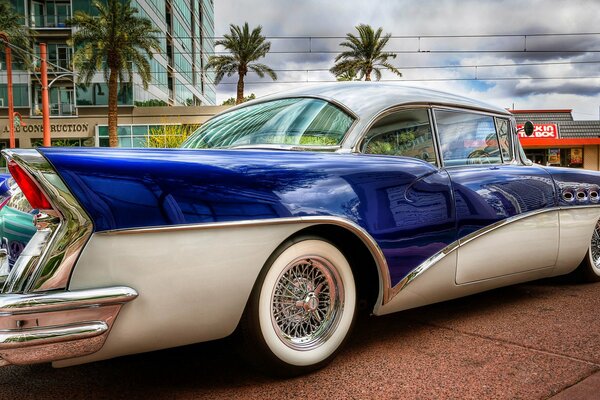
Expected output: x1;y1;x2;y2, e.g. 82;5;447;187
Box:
0;176;36;271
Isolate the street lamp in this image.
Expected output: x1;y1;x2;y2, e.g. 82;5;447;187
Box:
0;33;16;148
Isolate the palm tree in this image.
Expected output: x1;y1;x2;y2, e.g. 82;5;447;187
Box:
0;0;32;67
336;69;358;82
69;0;160;147
330;24;402;81
207;23;276;105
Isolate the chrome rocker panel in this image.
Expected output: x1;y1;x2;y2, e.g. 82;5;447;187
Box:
0;286;137;366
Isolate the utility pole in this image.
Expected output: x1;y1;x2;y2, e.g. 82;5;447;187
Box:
0;33;15;148
40;43;50;146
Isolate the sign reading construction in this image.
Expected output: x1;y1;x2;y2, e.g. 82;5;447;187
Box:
2;123;89;134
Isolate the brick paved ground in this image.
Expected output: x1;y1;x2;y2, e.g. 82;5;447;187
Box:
1;279;598;399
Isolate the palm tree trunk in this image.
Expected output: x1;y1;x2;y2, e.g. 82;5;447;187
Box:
365;67;372;81
108;67;119;147
236;71;245;105
235;74;244;104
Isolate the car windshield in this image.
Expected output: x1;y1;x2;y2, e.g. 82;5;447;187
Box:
181;97;355;149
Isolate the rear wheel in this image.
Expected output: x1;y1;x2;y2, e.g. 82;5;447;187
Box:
242;237;356;376
578;219;600;282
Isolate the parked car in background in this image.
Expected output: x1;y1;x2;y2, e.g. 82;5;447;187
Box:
1;83;599;376
0;175;36;275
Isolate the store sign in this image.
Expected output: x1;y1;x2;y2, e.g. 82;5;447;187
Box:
1;123;90;134
517;123;558;139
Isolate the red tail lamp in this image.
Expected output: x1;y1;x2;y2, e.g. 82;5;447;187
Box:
7;160;53;210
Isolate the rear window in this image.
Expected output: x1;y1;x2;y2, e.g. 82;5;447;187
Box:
182;98;355;149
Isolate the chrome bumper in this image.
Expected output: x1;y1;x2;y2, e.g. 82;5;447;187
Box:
0;286;137;366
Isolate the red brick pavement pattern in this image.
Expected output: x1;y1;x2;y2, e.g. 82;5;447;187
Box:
0;280;598;399
550;371;600;400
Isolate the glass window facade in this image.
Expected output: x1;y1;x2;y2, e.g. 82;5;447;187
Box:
76;83;133;106
4;0;216;123
98;124;196;148
30;1;71;28
0;84;29;108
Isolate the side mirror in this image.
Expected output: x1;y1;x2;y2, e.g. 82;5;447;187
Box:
523;121;534;137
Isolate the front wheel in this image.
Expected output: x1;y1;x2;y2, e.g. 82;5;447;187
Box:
578;219;600;282
241;237;356;376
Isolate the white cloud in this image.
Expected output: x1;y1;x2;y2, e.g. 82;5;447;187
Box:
213;0;600;120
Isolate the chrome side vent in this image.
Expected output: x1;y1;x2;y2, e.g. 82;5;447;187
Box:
589;187;599;203
562;189;575;202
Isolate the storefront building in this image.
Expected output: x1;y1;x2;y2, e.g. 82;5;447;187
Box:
2;0;216;118
511;110;600;171
0;104;227;148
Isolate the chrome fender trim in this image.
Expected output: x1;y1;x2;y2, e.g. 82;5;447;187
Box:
0;286;137;366
0;321;108;349
0;286;138;314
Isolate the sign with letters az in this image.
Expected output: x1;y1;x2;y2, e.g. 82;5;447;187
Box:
517;123;558;139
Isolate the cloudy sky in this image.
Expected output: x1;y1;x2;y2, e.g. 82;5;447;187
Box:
213;0;600;120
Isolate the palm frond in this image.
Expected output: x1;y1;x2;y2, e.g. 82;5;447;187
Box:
332;24;402;81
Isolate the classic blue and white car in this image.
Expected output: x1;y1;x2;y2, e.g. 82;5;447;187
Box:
1;83;599;376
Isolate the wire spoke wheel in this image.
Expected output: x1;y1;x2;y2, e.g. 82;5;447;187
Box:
271;256;343;350
590;219;600;272
245;237;356;375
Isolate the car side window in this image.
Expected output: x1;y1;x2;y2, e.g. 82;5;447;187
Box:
435;110;502;166
495;117;513;162
361;109;437;165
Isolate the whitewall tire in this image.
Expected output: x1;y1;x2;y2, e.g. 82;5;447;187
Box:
242;237;356;376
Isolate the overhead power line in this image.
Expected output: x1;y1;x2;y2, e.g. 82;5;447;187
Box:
213;76;600;85
156;32;600;40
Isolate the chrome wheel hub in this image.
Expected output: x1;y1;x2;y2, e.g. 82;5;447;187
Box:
271;256;343;350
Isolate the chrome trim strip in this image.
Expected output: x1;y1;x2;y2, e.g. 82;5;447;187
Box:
0;321;107;349
457;208;557;247
99;216;392;308
1;149;94;293
0;285;137;366
392;242;459;296
0;286;138;315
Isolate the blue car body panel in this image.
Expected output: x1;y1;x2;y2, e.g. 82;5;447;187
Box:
40;148;457;285
446;165;557;238
38;147;599;286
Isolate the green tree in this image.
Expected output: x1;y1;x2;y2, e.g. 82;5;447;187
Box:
148;124;199;148
207;23;276;105
330;24;402;81
69;0;160;147
222;93;255;105
0;0;32;68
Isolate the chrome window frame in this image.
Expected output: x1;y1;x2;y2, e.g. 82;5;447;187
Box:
494;116;514;164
